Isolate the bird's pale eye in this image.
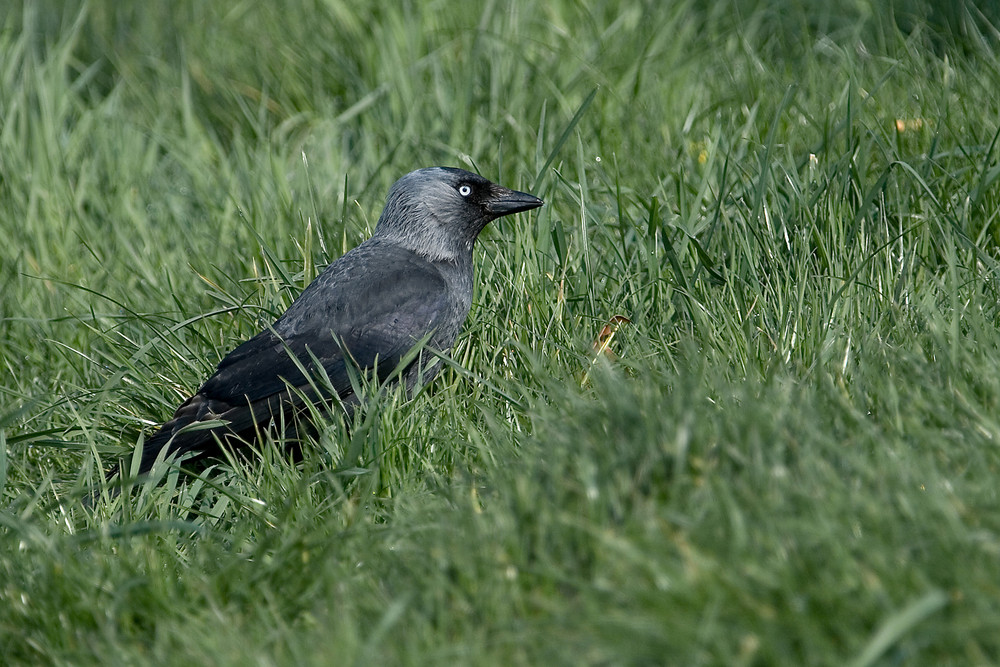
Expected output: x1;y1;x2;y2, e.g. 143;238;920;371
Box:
458;184;473;197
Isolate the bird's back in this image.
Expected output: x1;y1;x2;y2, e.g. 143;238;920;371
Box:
127;239;473;477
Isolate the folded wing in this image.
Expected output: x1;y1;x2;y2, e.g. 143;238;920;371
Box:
126;244;453;476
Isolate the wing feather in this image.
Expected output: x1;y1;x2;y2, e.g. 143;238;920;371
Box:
128;243;457;476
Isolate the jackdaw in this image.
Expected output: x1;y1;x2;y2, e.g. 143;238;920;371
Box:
107;167;543;486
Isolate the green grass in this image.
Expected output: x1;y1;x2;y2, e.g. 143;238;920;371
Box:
3;0;1000;663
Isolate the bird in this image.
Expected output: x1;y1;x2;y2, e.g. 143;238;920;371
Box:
105;167;544;490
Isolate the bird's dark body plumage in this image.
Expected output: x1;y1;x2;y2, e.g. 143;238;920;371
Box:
113;167;543;483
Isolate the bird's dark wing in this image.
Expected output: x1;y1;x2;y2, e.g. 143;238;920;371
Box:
200;246;452;405
122;244;457;478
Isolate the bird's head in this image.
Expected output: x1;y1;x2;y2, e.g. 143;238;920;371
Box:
373;167;544;261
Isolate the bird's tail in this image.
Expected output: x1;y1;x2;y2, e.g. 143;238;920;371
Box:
88;393;233;505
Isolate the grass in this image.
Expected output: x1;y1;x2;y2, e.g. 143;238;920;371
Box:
2;0;1000;664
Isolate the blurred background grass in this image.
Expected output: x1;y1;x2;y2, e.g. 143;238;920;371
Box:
2;0;1000;664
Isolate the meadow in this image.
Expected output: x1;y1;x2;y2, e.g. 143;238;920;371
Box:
2;1;999;664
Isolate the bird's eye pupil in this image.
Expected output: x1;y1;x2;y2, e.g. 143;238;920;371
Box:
458;184;472;197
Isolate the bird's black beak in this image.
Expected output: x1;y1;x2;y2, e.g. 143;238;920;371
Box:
486;186;545;217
